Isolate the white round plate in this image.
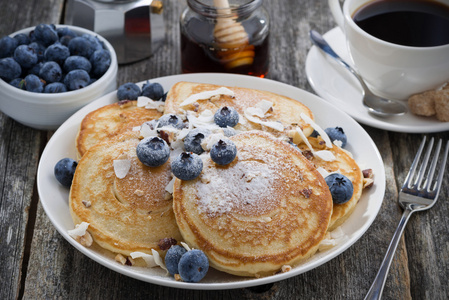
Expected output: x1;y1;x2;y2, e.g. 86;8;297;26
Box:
37;73;385;290
306;27;449;133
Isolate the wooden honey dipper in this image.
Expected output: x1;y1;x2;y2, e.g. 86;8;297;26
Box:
213;0;255;70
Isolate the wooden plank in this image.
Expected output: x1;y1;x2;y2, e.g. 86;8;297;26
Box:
389;132;449;300
0;1;64;299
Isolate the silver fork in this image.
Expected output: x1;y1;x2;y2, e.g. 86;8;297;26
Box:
364;136;449;300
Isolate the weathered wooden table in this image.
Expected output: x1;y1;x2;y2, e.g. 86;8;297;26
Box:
1;0;448;299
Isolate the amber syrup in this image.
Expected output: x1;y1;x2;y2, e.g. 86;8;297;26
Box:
180;18;269;77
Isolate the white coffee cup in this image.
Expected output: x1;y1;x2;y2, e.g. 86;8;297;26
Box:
328;0;449;100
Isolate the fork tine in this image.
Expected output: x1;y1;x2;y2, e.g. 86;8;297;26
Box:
415;137;434;189
403;136;427;189
422;139;441;191
431;140;449;198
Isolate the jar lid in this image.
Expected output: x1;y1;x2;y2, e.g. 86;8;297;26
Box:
187;0;263;18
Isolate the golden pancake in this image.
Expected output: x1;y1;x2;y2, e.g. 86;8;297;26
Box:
173;131;333;277
296;137;363;231
76;100;162;158
164;81;315;137
70;131;182;256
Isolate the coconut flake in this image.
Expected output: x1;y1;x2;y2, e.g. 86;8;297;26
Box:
165;177;175;194
299;112;332;148
151;249;168;271
314;150;336;162
255;99;273;114
186;110;220;130
130;251;158;267
114;159;131;179
137;96;150;107
180;87;235;107
68;222;89;238
317;167;330;178
244;109;284;131
140;122;158;138
295;126;315;150
181;242;192;251
246;106;265;118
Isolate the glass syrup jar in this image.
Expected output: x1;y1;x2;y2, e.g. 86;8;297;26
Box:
180;0;269;77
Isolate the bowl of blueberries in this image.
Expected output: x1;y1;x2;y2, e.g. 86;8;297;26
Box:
0;24;118;130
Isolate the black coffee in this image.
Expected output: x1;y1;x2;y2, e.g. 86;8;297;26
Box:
353;0;449;47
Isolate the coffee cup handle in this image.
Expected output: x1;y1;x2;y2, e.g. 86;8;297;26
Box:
328;0;345;29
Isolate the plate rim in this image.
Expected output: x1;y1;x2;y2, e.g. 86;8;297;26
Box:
37;73;385;290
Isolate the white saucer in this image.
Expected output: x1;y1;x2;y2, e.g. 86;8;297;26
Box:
306;27;449;133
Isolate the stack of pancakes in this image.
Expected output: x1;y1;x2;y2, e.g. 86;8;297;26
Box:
69;81;365;277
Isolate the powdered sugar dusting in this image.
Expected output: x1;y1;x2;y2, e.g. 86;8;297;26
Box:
196;159;277;216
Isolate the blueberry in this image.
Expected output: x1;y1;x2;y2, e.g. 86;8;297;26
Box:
13;45;38;69
44;82;67;93
324;127;347;148
63;69;90;91
13;33;30;46
178;249;209;283
0;36;18;58
165;245;188;275
141;81;165;100
54;158;78;187
44;43;70;65
184;128;211;154
161;92;168;102
34;23;58;46
210;139;237;165
136;136;170;167
68;36;94;58
59;35;74;47
0;57;22;82
24;74;44;92
63;55;92;73
214;106;239;128
325;173;354;204
28;42;46;62
117;82;141;100
81;34;103;52
310;130;319;138
157;114;184;129
56;27;77;39
28;62;43;76
9;78;25;89
89;49;111;77
171;152;203;181
39;61;62;83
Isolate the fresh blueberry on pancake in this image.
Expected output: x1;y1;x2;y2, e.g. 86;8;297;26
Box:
325;173;354;204
136;136;170;167
54;158;77;187
171;152;203;180
117;82;141;100
165;245;187;275
157;114;184;129
178;249;209;283
141;81;165;100
214;106;239;128
184;128;211;154
210;139;237;165
324;127;347;148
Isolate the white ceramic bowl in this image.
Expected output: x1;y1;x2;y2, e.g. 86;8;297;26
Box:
0;25;118;130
